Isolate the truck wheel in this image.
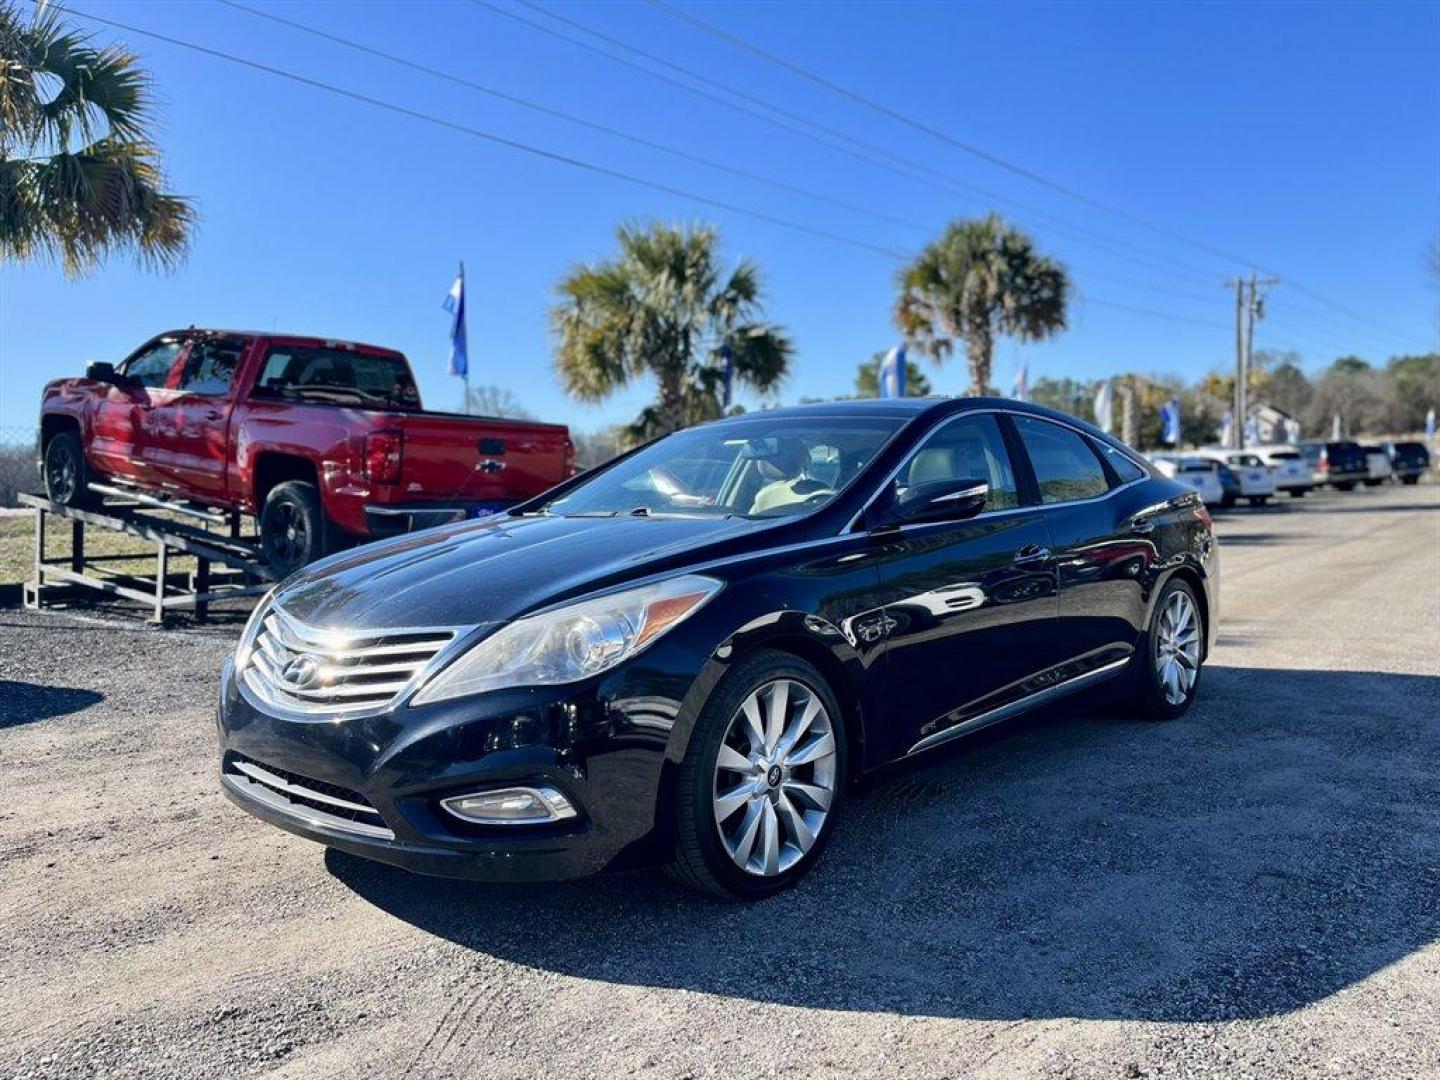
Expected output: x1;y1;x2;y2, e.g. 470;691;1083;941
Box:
260;481;329;577
1402;475;1420;486
43;431;98;509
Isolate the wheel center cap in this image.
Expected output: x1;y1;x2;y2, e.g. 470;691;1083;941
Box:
766;765;783;788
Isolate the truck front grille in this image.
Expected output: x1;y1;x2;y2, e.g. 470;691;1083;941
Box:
242;606;461;716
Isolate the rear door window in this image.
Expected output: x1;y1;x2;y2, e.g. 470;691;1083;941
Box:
177;339;245;396
1012;416;1110;503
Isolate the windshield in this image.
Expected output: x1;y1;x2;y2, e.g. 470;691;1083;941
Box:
541;415;904;519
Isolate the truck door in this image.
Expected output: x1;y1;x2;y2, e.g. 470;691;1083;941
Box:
148;336;247;503
91;337;186;488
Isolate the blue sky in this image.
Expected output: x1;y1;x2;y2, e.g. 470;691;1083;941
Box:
2;0;1437;433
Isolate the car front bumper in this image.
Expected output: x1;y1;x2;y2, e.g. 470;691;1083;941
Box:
215;655;685;882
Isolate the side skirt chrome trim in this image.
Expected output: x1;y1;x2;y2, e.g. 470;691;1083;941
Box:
906;656;1131;756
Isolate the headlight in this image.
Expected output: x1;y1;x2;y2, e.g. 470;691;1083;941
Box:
234;589;276;673
411;574;722;705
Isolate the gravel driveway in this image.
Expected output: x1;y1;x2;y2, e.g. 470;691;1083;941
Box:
1;482;1437;1079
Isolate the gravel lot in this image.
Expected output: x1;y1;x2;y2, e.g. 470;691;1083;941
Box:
1;482;1437;1080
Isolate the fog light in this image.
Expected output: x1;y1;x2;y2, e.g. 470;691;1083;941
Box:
440;786;577;825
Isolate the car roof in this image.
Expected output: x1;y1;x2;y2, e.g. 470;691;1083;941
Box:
717;396;1115;429
151;328;402;354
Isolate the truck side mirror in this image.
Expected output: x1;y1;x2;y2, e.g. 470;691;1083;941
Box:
85;361;117;383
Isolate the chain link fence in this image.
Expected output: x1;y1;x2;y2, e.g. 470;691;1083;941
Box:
0;427;40;508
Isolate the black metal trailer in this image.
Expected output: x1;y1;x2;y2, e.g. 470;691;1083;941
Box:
19;482;275;623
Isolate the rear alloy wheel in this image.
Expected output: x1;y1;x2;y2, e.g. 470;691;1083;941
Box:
260;481;329;577
1130;578;1204;721
670;651;845;899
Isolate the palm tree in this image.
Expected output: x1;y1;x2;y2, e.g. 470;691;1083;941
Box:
0;3;194;275
552;222;792;442
894;214;1069;396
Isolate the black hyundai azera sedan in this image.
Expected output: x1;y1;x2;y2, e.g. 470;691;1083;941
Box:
218;398;1218;898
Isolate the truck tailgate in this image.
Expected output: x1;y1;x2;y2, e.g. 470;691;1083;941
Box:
395;414;571;505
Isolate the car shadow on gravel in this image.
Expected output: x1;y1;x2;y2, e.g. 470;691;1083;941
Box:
0;680;104;728
329;664;1440;1022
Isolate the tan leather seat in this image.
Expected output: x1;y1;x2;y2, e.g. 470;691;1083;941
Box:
906;447;955;486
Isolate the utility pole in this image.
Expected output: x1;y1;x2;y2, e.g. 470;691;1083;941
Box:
1226;273;1279;449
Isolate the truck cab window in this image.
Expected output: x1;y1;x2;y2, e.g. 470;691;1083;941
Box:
253;347;421;410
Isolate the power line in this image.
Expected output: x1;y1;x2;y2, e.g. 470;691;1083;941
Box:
51;4;1331;346
645;0;1434;351
478;0;1232;290
645;0;1254;267
53;4;906;259
214;0;927;236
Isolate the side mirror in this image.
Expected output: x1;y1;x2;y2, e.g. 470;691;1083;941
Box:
876;478;989;527
85;361;117;383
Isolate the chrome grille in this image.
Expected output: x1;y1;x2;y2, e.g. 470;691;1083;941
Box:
242;607;460;716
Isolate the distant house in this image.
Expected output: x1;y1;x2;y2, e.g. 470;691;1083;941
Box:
1248;402;1300;445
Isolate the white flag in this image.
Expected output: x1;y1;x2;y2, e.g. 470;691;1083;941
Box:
1093;380;1113;434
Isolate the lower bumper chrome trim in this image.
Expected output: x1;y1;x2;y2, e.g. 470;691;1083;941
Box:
222;771;396;841
908;656;1131;756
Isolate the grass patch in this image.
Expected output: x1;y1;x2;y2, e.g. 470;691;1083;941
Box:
0;513;201;588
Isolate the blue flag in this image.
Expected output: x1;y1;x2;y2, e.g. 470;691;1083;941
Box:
442;263;468;379
1161;398;1182;445
879;345;906;398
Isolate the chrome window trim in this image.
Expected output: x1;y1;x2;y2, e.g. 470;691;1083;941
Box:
843;406;1149;534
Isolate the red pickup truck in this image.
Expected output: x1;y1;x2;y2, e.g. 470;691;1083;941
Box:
39;329;573;574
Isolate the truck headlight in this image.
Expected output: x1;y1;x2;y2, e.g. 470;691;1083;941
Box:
411;574;722;705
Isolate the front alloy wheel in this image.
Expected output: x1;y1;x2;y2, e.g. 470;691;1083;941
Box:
712;678;838;877
670;650;846;899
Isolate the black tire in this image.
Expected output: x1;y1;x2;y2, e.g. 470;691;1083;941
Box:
42;431;98;508
668;649;847;900
1288;488;1307;498
1363;478;1383;487
1248;495;1269;506
259;481;329;577
1335;482;1356;491
1402;475;1420;486
1220;494;1237;509
1128;577;1205;722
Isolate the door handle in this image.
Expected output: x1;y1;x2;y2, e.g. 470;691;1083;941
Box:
1013;545;1051;566
477;459;505;474
1130;519;1156;535
205;410;223;421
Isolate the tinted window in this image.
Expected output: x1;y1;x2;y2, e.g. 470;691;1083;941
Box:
1268;451;1301;460
1093;439;1146;483
122;341;183;389
896;413;1020;511
253;347;421;410
1013;416;1109;503
177;339;244;396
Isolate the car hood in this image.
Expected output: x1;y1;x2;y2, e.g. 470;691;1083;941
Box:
273;513;766;630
